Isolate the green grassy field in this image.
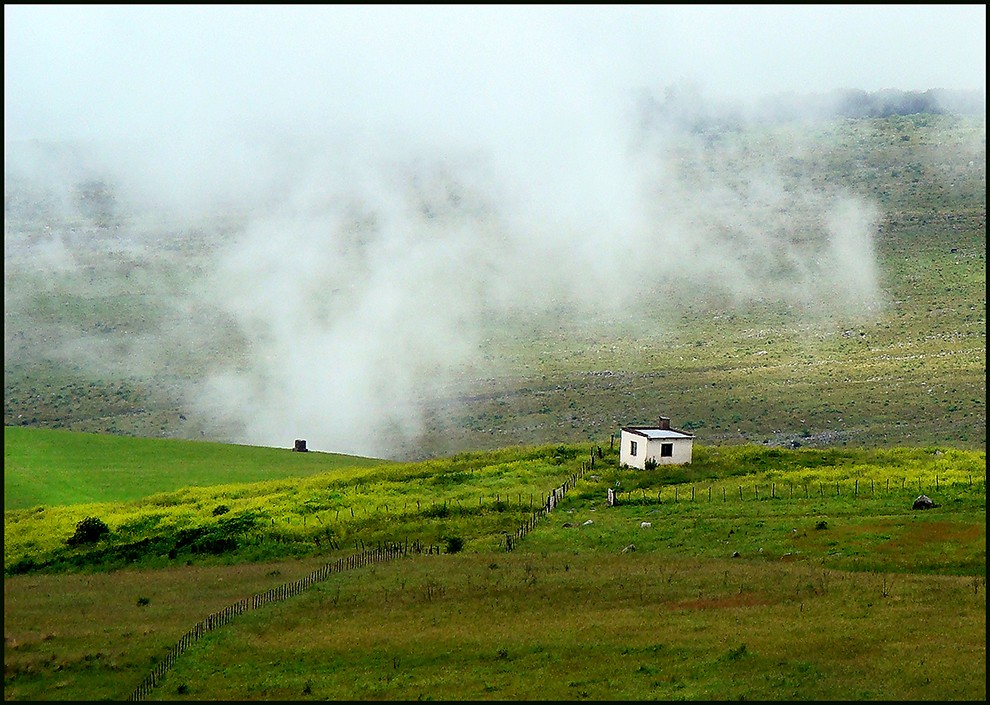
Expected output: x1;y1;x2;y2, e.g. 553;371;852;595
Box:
144;554;986;701
3;434;985;700
3;427;388;511
5;552;986;701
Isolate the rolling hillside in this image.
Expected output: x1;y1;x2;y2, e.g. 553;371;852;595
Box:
2;427;387;511
3;432;985;700
4;112;985;460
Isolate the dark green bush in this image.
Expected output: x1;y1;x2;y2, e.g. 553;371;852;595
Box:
724;643;748;661
67;516;110;546
444;536;465;554
216;511;260;534
192;537;237;555
6;558;37;575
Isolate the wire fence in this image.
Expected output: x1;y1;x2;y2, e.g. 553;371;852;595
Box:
126;450;603;699
127;539;437;701
126;448;613;699
504;449;601;551
128;448;978;698
604;474;985;505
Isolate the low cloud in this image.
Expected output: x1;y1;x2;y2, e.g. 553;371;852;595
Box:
11;4;977;456
165;91;887;456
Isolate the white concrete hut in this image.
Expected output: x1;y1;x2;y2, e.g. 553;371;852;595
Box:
619;417;694;469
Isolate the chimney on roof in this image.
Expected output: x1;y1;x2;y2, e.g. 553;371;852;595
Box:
658;417;670;430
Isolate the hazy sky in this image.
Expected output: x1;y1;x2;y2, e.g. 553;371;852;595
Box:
4;4;986;144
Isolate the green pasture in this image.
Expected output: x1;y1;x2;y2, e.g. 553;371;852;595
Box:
4;436;984;577
3;437;985;700
147;554;986;701
3;427;387;511
6;556;986;701
3;438;592;575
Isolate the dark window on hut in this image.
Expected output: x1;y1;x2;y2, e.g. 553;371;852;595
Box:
630;440;637;456
660;443;673;457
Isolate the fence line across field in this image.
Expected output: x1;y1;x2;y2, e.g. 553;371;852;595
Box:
126;450;604;700
126;540;437;701
127;440;979;699
605;474;983;506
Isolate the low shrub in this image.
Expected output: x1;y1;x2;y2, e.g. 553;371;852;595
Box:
67;516;110;546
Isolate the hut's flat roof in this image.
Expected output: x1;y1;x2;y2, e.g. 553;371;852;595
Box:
621;427;694;440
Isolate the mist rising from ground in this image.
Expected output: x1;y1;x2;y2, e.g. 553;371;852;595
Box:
5;88;882;455
9;5;985;456
174;90;886;456
5;88;905;457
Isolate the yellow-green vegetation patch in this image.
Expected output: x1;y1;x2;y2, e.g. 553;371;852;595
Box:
2;440;984;701
3;442;592;575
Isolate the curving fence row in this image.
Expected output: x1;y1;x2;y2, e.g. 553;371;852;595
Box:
127;450;605;700
122;444;986;699
127;540;437;701
504;452;598;551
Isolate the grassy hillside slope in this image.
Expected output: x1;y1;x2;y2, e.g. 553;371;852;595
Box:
149;554;986;701
7;431;982;577
3;427;387;511
412;114;986;456
3;435;984;700
4;114;985;459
